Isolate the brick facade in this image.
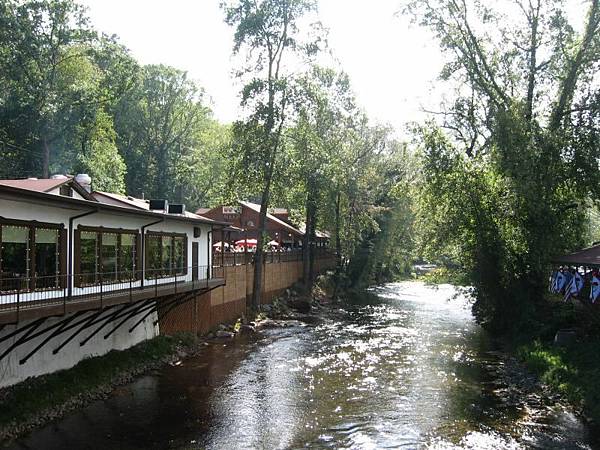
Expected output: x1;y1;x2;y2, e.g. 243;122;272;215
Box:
158;256;336;335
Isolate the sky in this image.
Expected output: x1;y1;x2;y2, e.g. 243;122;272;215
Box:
79;0;445;136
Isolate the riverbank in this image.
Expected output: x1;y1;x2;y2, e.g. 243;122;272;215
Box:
514;299;600;430
0;333;204;442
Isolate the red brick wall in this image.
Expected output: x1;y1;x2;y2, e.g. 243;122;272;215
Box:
158;257;335;335
200;204;302;243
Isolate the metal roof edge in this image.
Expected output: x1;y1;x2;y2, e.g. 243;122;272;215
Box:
0;184;232;227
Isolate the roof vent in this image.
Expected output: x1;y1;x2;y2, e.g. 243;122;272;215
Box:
51;174;68;180
26;177;38;180
168;204;186;215
149;199;168;212
75;173;92;192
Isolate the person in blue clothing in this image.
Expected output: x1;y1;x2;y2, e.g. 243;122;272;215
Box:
590;270;600;304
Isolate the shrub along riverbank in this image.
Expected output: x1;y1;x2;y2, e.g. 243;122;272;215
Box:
517;339;600;424
0;333;198;442
513;298;600;428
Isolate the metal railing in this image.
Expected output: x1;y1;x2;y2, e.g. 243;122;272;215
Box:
0;265;213;315
212;248;335;267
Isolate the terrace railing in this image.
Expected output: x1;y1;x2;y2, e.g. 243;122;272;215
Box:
212;248;335;267
0;265;213;317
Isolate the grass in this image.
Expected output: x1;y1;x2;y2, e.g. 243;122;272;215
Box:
0;334;188;429
514;297;600;425
517;338;600;422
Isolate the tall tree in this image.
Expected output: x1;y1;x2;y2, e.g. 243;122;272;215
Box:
407;0;600;331
113;64;211;200
0;0;95;177
287;66;355;289
222;0;321;309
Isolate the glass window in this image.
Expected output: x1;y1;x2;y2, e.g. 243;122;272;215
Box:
174;237;185;274
80;231;98;285
146;234;162;275
145;233;187;278
77;229;138;285
1;225;29;290
101;233;118;281
162;236;172;275
35;228;59;290
120;234;136;278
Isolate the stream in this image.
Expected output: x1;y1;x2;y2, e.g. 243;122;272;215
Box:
7;282;597;449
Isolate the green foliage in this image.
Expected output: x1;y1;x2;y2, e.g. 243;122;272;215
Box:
518;339;600;422
408;0;600;332
420;267;469;286
0;0;231;208
75;111;126;194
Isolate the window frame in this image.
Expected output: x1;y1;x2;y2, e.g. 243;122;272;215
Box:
144;231;188;278
0;218;66;293
74;226;141;287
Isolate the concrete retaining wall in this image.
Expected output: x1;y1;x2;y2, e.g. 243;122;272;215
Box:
0;309;158;388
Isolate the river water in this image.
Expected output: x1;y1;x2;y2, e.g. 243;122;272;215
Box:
8;282;597;449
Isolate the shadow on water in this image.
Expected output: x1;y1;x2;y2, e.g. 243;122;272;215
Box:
5;282;597;449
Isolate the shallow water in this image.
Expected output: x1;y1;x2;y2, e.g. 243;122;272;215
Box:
7;282;596;449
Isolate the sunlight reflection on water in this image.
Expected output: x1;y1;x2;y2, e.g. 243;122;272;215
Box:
8;282;595;450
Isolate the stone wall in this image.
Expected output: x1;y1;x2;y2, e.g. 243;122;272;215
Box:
158;257;335;335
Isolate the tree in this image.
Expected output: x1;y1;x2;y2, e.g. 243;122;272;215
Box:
75;110;126;193
286;66;355;289
113;64;212;200
0;0;96;177
406;0;600;331
222;0;322;309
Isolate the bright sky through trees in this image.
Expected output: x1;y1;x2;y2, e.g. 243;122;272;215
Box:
79;0;444;135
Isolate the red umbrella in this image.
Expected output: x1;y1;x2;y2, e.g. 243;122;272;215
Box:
235;238;257;246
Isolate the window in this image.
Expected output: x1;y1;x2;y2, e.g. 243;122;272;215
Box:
1;226;29;282
75;228;139;286
79;231;98;285
59;185;73;197
145;233;187;278
0;220;64;292
101;233;118;282
35;228;60;289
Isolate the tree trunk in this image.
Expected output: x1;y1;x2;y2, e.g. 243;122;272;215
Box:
550;0;599;131
302;195;311;291
332;190;343;298
42;137;50;178
524;0;540;125
251;187;270;310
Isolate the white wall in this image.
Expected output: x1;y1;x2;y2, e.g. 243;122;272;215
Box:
0;310;158;388
0;197;214;301
0;194;214;387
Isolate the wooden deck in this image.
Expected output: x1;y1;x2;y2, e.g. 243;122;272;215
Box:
0;278;225;325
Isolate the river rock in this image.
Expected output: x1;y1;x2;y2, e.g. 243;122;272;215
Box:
255;318;280;329
238;324;256;335
554;329;577;346
287;296;311;313
215;330;235;339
